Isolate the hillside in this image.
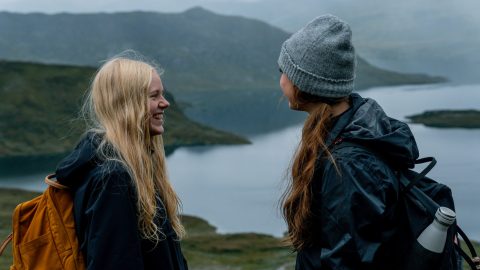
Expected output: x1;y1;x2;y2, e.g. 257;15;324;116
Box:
0;188;295;270
0;7;445;94
354;57;445;90
0;8;447;136
196;0;480;83
0;188;479;269
0;60;249;159
407;110;480;129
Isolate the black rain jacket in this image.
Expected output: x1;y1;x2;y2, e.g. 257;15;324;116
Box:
55;134;188;270
296;93;419;270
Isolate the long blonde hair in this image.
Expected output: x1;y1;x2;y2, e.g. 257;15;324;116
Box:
82;57;185;241
281;87;341;250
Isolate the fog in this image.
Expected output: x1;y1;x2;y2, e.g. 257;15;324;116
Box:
202;0;480;83
0;0;261;13
3;0;479;28
1;0;479;82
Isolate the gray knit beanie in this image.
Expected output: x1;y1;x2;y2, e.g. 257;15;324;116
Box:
278;14;356;98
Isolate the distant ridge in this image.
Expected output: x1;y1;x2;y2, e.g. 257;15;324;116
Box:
0;60;249;159
0;7;445;94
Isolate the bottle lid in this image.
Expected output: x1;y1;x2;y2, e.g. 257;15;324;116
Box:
435;207;456;227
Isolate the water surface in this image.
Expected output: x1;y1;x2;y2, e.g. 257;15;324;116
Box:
1;83;479;240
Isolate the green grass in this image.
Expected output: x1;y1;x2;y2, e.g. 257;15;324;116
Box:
1;188;479;269
0;60;249;159
460;240;480;270
181;215;295;270
407;110;480;129
0;188;295;270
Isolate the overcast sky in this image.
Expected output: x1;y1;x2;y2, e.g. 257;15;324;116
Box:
0;0;262;13
2;0;479;82
2;0;479;27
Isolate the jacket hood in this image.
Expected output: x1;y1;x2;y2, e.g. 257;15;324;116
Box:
55;132;100;188
329;93;419;168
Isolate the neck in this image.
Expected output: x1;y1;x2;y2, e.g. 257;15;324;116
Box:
331;99;351;117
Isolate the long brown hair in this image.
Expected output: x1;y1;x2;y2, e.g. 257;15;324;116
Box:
281;87;342;250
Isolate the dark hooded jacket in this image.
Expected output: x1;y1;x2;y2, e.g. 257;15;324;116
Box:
295;93;419;270
55;134;188;270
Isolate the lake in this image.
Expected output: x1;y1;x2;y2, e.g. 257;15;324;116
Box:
1;83;479;241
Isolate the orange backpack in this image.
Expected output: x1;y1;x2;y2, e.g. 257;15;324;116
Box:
0;174;85;270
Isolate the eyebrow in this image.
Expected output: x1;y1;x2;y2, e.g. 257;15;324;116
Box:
150;87;165;93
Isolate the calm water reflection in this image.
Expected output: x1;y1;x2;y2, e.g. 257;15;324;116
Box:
1;83;479;240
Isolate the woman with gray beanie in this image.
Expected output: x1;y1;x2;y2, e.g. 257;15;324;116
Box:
279;15;420;269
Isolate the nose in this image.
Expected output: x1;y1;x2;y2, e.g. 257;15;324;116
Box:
159;96;170;109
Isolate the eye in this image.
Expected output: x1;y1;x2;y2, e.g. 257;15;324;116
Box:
149;91;160;98
279;67;283;73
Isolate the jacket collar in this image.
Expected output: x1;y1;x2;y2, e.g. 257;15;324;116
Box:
324;93;365;148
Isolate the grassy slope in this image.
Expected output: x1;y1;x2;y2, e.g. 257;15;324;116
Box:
0;188;295;270
182;215;295;270
1;188;479;269
0;10;449;138
407;110;480;129
0;60;248;158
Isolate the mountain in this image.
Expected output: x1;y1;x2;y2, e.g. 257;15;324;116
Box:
0;7;444;94
193;0;480;83
0;8;446;135
0;60;248;160
0;8;283;92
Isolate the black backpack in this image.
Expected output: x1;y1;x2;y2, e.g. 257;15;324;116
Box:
334;140;480;270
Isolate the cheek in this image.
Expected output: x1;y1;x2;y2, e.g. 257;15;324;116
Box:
148;100;156;114
281;85;294;100
279;76;287;90
279;75;294;98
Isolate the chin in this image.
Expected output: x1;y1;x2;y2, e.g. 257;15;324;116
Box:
150;127;164;136
288;103;300;111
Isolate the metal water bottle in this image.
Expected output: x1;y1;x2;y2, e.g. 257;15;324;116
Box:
405;207;456;270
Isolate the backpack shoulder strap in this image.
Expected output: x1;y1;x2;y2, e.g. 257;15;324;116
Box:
331;140;369;153
403;157;437;193
455;226;480;270
0;232;12;256
45;174;68;190
333;140;480;270
332;140;437;193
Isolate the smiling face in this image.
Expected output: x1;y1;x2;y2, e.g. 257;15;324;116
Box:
148;70;170;136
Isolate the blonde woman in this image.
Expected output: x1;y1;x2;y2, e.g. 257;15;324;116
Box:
278;15;421;269
55;57;187;269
